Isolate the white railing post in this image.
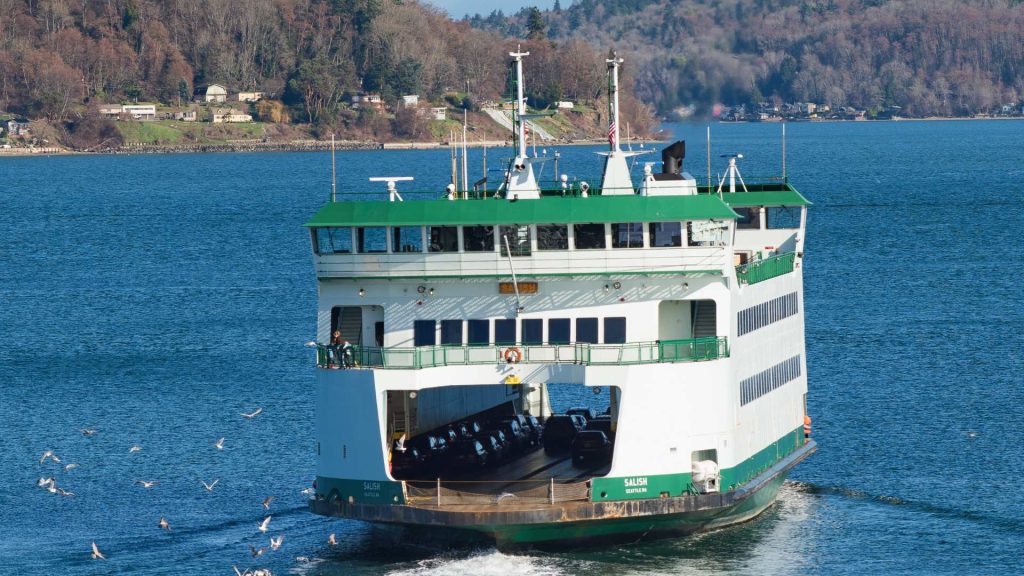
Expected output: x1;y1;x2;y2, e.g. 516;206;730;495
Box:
437;477;441;507
550;477;555;504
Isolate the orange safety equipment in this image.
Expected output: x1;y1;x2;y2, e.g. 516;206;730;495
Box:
803;415;812;439
503;347;523;363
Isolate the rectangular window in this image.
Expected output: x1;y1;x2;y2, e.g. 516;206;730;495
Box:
427;226;458;252
576;317;598;344
413;320;436;346
500;224;532;256
574;223;606;249
392;226;423;253
611;223;644;248
494;319;517;345
357;227;388;253
521;319;543;345
467;319;490;345
440;320;463;345
650;222;682;247
735;207;760;229
604;317;626;344
463;225;495;252
548;318;570;344
536;224;568;250
315;227;352;254
766;206;802;229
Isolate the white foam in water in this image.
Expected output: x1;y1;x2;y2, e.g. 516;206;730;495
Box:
384;549;567;576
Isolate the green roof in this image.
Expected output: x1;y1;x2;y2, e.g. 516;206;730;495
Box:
720;188;811;208
305;194;740;227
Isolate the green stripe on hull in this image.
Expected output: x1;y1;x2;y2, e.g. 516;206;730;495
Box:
592;425;805;501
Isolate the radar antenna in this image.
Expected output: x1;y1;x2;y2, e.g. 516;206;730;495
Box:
369;176;414;202
716;154;748;194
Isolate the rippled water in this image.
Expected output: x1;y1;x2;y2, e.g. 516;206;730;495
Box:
2;119;1023;575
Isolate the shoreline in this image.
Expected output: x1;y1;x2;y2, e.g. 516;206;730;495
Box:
2;115;1019;157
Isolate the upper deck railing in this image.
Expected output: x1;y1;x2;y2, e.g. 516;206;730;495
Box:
315;336;729;370
735;252;797;286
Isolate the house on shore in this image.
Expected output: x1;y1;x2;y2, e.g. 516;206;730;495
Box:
238;91;264;103
203;84;228;103
210;107;253;123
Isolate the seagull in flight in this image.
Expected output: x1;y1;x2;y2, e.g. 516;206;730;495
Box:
38;476;56;489
80;428;97;437
40;450;61;464
129;445;142;453
258;515;272;533
64;463;79;472
327;533;337;546
249;544;265;558
56;487;75;497
300;487;315;496
91;541;105;560
201;479;219;492
213;437;225;450
262;496;274;509
240;408;263;419
158;517;170;531
135;480;158;488
270;534;284;551
233;567;252;576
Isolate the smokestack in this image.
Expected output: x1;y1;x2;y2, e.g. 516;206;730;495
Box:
661;140;685;175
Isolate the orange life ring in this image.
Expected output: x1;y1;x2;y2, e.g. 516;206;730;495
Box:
503;347;523;363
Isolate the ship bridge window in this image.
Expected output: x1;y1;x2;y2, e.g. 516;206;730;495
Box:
576;317;599;344
357;227;388;253
521;319;543;345
611;222;644;248
467;319;490;345
392;226;423;253
574;223;606;249
440;320;463;345
500;224;532;256
495;319;516;345
548;318;570;344
651;222;682;247
766;207;802;229
536;224;568;250
414;320;436;346
603;317;626;344
314;227;353;254
427;226;458;252
735;207;760;229
463;226;495;252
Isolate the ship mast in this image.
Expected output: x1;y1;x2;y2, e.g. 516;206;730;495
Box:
608;53;623;153
598;52;646;195
510;48;530;160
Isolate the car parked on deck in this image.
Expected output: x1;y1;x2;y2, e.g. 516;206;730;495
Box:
448;439;489;471
543;414;585;454
571;430;613;467
566;407;594;423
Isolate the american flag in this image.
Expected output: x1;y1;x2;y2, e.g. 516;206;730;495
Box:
608;121;616;144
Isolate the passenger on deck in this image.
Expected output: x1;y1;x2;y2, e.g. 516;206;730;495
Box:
340;337;355;368
329;330;343;368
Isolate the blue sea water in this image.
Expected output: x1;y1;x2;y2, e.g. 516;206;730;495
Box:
1;119;1023;575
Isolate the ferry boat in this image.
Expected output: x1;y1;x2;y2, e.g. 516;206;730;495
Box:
306;51;816;549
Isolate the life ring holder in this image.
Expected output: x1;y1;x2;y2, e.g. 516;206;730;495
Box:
503;346;523;364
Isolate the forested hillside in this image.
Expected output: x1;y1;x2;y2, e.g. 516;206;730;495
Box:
0;0;652;143
471;0;1024;117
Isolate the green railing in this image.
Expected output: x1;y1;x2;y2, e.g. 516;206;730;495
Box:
735;252;796;286
315;336;729;370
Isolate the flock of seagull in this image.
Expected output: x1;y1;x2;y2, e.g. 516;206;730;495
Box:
36;407;340;574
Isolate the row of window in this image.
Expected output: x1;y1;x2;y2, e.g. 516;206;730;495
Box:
412;317;627;347
313;221;709;255
739;355;802;406
737;292;799;337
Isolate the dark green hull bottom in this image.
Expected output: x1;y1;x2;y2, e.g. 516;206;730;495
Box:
312;440;815;550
